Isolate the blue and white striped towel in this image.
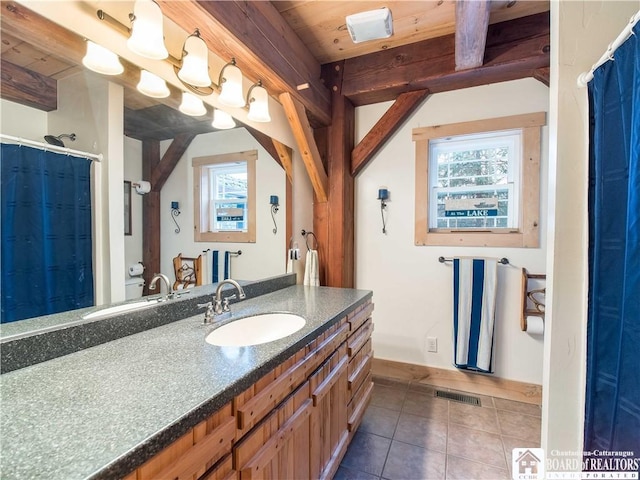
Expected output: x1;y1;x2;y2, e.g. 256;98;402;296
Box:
453;258;498;373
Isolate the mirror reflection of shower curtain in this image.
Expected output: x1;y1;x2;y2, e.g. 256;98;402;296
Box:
1;144;94;323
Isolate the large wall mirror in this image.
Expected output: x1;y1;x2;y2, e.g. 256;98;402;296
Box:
0;1;295;325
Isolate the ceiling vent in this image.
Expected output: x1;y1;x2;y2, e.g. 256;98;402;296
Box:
346;7;393;44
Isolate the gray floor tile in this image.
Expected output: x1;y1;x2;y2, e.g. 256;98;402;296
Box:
341;431;391;477
371;384;407;411
407;382;437;395
446;454;510;480
394;412;448;452
447;423;507;469
360;405;400;438
373;375;410;390
493;397;541;417
502;434;542;476
334;465;381;480
449;401;500;434
402;391;449;422
497;409;541;443
381;440;446;480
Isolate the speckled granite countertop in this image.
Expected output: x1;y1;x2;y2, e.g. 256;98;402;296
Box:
0;285;372;480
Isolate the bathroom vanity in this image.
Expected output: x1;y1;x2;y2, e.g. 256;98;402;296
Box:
0;282;373;480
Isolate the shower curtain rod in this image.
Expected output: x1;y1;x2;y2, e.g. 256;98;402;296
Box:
577;9;640;87
0;134;103;162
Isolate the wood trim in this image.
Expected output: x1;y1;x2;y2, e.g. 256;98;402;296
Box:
193;151;257;243
280;92;328;202
372;357;542;405
414;112;545;248
272;140;293;184
142;140;161;296
533;67;550;87
454;0;491;71
351;89;430;176
150;133;196;191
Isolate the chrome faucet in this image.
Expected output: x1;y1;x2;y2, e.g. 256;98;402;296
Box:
149;273;174;300
214;279;246;315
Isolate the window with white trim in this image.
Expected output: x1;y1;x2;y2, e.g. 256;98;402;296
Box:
413;113;545;248
193;150;256;243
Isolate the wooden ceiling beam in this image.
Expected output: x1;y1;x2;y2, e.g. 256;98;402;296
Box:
533;67;550;87
150;133;196;191
455;0;492;71
279;92;328;202
272;140;293;184
351;89;430;177
157;0;332;127
333;12;550;106
0;59;57;111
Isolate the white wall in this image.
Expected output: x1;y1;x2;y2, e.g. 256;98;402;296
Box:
355;78;549;384
0;99;47;140
543;0;640;459
160;128;287;281
124;137;144;277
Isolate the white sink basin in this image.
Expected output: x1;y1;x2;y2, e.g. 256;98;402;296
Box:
81;300;161;320
205;313;306;347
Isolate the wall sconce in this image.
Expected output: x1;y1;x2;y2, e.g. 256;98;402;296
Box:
212;108;236;130
179;92;207;117
127;0;168;60
92;5;272;122
377;188;389;234
171;201;181;234
247;81;271;123
270;195;279;234
137;70;170;98
82;40;124;75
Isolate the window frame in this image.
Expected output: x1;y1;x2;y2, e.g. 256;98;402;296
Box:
413;112;545;248
193;150;257;243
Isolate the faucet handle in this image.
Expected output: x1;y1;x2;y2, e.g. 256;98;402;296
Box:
198;302;215;324
197;302;212;309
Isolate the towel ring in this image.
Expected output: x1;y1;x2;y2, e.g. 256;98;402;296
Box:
301;229;318;251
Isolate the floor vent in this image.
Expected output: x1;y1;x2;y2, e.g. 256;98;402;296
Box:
434;390;481;406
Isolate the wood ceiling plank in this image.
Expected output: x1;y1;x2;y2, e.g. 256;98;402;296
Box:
455;0;491;71
25;55;76;78
158;0;331;126
337;12;550;106
351;89;429;176
0;59;57;111
50;65;83;80
0;32;23;53
279;91;328;202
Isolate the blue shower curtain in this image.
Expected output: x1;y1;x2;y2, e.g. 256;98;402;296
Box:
585;23;640;450
1;145;94;323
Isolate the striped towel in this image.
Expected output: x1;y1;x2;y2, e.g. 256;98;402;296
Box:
453;258;498;373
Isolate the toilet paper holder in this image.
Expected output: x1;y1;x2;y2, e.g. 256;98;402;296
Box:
521;268;546;331
132;181;151;195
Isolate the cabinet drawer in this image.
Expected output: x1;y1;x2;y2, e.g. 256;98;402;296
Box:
201;454;237;480
310;343;348;406
234;382;312;479
348;352;372;397
347;318;373;357
137;403;235;480
348;302;374;334
348;374;373;433
348;338;372;382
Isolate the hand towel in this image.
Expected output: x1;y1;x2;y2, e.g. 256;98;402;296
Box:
286;249;294;274
212;250;219;283
201;250;209;286
453;258;497;373
303;249;319;286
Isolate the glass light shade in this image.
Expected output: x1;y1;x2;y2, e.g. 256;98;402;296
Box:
218;62;245;108
177;33;211;87
212;109;236;130
127;0;168;60
179;92;207;116
247;84;271;123
82;41;124;75
137;70;170;98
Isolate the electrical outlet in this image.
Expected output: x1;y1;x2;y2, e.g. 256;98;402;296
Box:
427;337;438;353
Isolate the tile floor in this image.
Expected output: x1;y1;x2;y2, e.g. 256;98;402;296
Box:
334;376;541;480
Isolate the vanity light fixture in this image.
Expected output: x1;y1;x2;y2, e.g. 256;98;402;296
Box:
177;29;212;88
127;0;168;60
246;81;271;123
218;59;245;108
212;108;236;130
82;40;124;75
269;195;279;235
137;70;170;98
179;92;207;116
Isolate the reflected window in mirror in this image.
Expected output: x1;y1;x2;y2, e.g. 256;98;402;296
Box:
193;150;257;243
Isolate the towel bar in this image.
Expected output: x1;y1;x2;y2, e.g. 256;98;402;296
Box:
301;229;319;251
438;256;509;265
